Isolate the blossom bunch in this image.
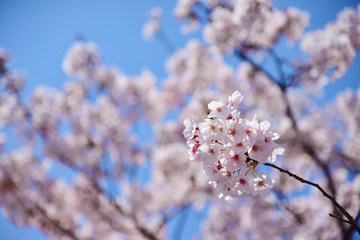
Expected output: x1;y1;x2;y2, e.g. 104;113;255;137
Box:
184;91;284;199
202;0;309;54
142;7;163;40
301;6;360;85
2;0;360;238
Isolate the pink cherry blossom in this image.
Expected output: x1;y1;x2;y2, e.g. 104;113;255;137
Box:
184;91;284;198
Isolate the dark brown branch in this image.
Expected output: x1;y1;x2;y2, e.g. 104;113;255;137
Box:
264;162;360;235
329;213;352;225
34;206;79;240
234;48;280;86
345;209;360;239
273;189;306;224
10;168;79;240
331;151;360;173
235;48;347;236
92;182;160;240
279;86;347;236
135;223;158;240
268;48;286;84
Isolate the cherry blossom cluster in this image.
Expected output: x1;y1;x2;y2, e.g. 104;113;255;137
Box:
202;0;309;54
1;0;360;239
163;40;234;107
142;7;163;40
174;0;200;33
300;6;360;91
184;91;284;199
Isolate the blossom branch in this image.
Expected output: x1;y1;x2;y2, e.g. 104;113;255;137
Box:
234;48;281;87
33;206;79;240
267;48;286;84
91;182;160;240
235;47;347;235
279;86;347;235
13;188;79;240
330;151;360;173
329;213;352;225
264;162;360;235
273;190;307;224
345;210;360;239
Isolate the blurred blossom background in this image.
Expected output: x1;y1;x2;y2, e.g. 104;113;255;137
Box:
0;0;359;239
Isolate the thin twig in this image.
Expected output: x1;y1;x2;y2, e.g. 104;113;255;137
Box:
264;162;360;235
279;86;347;236
329;213;352;225
345;209;360;239
92;182;159;240
268;48;286;84
236;48;347;236
234;48;280;86
34;206;79;240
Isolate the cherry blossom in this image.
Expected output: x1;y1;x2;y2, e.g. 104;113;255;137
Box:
184;91;284;199
1;1;360;239
142;7;163;40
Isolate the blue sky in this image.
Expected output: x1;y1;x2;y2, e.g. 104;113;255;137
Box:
0;0;359;239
